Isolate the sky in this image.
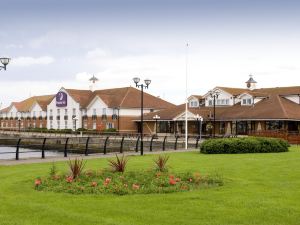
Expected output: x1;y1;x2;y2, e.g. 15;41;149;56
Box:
1;0;300;108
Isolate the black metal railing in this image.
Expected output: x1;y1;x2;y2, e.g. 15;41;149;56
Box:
0;135;198;160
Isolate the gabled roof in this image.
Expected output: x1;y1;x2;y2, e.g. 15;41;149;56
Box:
188;95;203;101
216;87;248;96
92;87;175;109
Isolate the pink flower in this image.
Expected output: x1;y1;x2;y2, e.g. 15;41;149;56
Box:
188;178;193;182
35;179;42;186
66;176;73;183
175;178;181;182
169;175;175;180
103;178;111;186
91;181;98;187
132;184;140;190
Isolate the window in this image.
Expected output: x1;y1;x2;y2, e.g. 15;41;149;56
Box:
72;108;76;116
84;121;87;129
65;120;68;129
208;100;213;106
106;122;114;129
40;123;43;128
65;109;68;115
93;108;96;115
39;111;42;117
33;121;36;128
33;111;36;117
102;108;106;115
82;109;87;115
72;119;76;130
50;120;53;129
57;109;60;115
113;108;117;115
242;98;252;105
189;100;198;108
57;121;60;129
93;121;97;130
50;109;53;116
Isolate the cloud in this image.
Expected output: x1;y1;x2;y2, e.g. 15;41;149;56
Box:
13;56;55;67
75;72;93;82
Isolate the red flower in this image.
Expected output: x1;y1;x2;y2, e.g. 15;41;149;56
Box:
103;178;111;186
66;176;73;183
91;181;98;187
169;179;176;185
132;184;140;190
169;175;175;180
35;179;42;186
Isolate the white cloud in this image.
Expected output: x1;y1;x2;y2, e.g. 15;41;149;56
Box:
13;56;55;67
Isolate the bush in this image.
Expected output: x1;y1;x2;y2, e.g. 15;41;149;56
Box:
200;137;289;154
103;128;117;133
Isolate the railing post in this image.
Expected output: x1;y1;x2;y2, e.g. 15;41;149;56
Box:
195;136;200;149
16;138;21;160
64;138;69;157
85;137;90;156
174;136;179;150
162;136;167;151
150;135;155;152
41;138;47;159
104;136;109;154
135;136;140;152
120;136;125;153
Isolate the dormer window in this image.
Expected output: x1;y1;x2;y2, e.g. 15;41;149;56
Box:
242;98;252;105
189;100;199;108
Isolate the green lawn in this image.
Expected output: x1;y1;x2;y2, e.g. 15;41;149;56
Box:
1;147;300;225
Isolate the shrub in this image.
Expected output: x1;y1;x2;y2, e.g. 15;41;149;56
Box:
68;158;86;179
108;154;128;173
154;155;170;172
103;128;117;133
200;137;289;154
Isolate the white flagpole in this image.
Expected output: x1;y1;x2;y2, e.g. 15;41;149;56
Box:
185;43;189;150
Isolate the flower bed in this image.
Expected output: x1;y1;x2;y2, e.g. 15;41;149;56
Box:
34;155;223;195
35;170;223;195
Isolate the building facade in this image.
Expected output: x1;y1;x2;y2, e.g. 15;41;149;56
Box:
142;76;300;136
0;86;174;133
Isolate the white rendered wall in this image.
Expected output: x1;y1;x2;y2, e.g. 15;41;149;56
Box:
47;88;81;129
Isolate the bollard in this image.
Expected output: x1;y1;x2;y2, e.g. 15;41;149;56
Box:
174;136;179;150
64;138;69;157
16;138;22;160
135;136;140;152
120;136;125;153
195;136;200;149
104;136;109;154
41;138;47;159
162;136;167;151
85;137;90;156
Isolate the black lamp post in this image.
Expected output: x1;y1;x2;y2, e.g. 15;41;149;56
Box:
153;114;160;135
133;77;151;156
209;90;220;137
0;58;10;70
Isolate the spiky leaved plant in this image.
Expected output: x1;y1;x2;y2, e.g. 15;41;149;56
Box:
68;158;86;179
108;154;128;173
154;155;170;172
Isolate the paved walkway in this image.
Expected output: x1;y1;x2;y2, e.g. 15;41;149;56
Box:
0;149;197;166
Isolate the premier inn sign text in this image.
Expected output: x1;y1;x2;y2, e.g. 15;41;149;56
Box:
56;92;67;107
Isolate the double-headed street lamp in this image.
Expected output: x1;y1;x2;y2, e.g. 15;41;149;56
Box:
209;89;220;137
153;114;160;135
0;58;10;70
133;77;151;156
194;114;203;142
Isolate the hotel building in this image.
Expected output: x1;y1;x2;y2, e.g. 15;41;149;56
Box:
143;76;300;135
0;86;174;132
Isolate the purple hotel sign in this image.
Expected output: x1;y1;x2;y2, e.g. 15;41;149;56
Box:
56;92;67;107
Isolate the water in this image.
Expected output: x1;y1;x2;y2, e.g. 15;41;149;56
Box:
0;147;62;160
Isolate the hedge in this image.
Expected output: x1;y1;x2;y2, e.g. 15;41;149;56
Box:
200;137;289;154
